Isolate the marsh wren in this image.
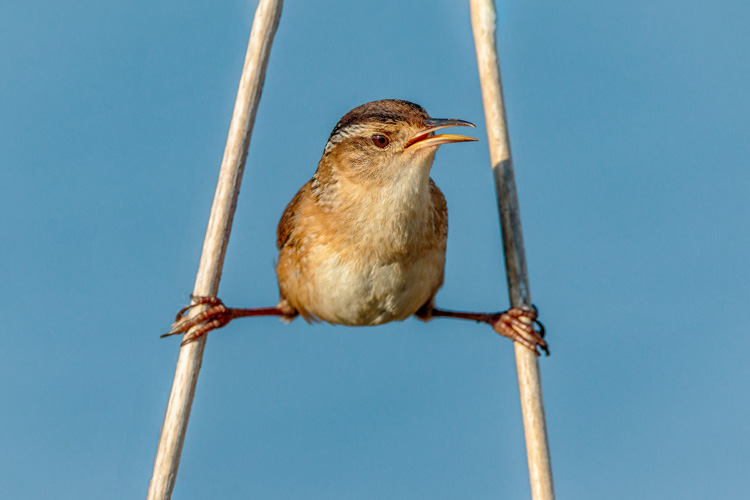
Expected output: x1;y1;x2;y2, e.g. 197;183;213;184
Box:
165;99;547;354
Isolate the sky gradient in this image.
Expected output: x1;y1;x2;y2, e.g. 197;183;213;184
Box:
2;1;749;499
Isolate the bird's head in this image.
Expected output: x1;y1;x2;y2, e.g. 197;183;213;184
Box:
316;99;477;191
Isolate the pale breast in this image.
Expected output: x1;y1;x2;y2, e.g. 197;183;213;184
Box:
301;243;445;326
275;176;448;326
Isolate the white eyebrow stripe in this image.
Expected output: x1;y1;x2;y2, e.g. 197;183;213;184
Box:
323;124;370;154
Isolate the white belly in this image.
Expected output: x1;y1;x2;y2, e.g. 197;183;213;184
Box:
305;246;444;326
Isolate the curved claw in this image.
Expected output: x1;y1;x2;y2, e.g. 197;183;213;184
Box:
493;307;549;356
528;303;545;337
534;319;546;339
162;296;228;343
173;303;198;322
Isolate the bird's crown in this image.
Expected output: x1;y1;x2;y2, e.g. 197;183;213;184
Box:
324;100;429;154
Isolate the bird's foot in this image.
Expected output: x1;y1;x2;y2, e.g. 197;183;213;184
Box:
427;305;549;355
490;306;548;356
162;295;232;345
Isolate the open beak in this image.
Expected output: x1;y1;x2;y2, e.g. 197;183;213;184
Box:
405;118;478;150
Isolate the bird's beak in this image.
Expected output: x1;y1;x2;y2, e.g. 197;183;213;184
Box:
405;118;478;150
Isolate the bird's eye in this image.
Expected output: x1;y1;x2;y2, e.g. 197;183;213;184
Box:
371;134;389;148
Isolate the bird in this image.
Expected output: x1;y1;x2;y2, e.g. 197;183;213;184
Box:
164;99;547;354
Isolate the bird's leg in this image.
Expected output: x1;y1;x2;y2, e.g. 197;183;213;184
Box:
162;295;296;346
420;305;548;355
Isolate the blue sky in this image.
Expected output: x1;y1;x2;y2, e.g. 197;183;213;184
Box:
2;1;749;498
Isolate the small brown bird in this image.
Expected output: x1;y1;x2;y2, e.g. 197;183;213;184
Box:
165;99;547;354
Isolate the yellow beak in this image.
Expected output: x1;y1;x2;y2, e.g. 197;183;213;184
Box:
405;118;478;150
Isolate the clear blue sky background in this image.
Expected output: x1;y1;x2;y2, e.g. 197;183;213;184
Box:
2;1;748;498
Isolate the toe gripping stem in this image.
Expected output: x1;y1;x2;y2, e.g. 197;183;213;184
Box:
162;295;229;345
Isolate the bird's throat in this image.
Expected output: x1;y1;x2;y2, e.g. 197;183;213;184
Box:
312;153;439;253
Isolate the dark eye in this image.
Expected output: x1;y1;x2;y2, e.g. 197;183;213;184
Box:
371;134;389;148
